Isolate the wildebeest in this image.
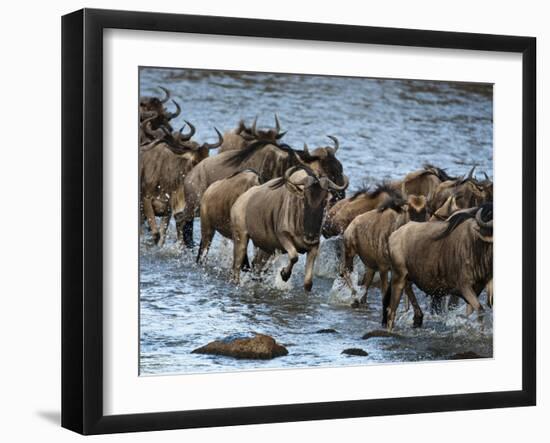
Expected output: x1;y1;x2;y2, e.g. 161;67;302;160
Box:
219;115;286;153
140;127;223;246
383;203;493;331
178;136;347;247
401;164;455;198
322;183;403;238
230;166;348;291
341;194;427;311
139;86;181;132
197;169;261;263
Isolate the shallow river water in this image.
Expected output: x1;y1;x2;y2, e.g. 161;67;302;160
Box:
139;67;493;375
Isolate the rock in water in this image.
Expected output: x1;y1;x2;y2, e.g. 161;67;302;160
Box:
192;334;288;360
315;328;338;334
362;330;403;340
342;348;369;357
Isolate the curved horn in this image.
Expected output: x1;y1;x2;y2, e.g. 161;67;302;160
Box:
275;130;287;140
202;128;224;150
482;171;490;182
284;166;301;181
302;143;310;157
475;207;493;229
165;99;181;120
140;114;162;140
467;164;477;180
251;116;258;137
327;135;339;153
274;114;281;133
158;86;171;104
177;120;196;141
140;112;158;128
140;136;165;152
321;175;349;192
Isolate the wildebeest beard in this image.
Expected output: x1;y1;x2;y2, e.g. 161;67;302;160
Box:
303;188;327;244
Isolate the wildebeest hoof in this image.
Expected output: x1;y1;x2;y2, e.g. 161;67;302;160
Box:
280;269;291;282
351;299;361;309
152;232;161;245
304;281;312;292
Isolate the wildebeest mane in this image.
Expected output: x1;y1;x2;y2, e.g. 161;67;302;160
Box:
423;163;455;181
223;140;297;168
434;210;476;240
349;182;401;201
370;182;402;199
377;195;407;213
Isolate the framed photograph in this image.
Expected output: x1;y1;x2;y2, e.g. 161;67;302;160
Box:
62;8;536;435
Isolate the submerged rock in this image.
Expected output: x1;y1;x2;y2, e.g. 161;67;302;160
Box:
192;334;288;360
342;348;369;357
449;351;485;360
315;328;338;334
362;330;403;340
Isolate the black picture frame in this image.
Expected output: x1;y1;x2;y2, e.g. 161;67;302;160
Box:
61;8;536;435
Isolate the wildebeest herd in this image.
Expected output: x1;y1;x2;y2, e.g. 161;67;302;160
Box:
139;86;494;332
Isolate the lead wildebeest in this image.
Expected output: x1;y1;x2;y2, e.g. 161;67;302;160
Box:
219;115;287;153
197;169;261;263
383;203;493;331
341;194;427;310
140;126;223;246
322;182;402;238
178;136;346;247
230;166;348;291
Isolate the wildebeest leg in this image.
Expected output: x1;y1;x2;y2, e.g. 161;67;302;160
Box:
379;270;389;305
252;248;271;273
340;240;357;297
175;199;196;248
358;268;375;306
461;286;484;322
142;197;160;244
139;205;146;236
486;279;493;308
231;231;249;285
157;209;171;248
386;273;406;331
279;234;299;282
182;220;194;248
304;244;319;292
175;210;194;248
241;254;251;272
404;282;423;327
196;219;215;264
431;296;444;314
